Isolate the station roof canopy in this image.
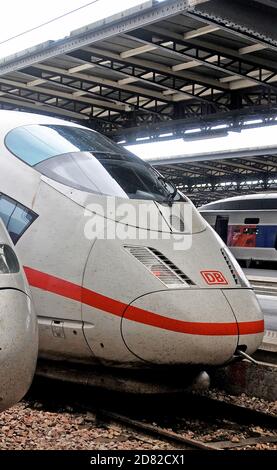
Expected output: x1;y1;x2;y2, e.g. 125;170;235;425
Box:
149;144;277;205
0;0;277;144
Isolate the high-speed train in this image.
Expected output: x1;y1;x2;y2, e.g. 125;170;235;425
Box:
200;194;277;265
0;110;264;390
0;219;38;411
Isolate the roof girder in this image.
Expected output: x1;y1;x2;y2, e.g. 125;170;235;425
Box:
0;95;89;120
143;23;277;71
0;77;131;113
81;45;228;90
16;67;170;119
63;49;225;111
124;29;277;92
25;64;174;103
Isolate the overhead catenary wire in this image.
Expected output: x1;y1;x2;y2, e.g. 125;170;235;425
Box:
0;0;101;47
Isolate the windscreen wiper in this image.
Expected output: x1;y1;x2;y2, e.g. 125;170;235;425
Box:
157;176;177;206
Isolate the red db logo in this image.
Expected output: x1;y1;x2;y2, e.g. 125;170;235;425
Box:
201;271;228;285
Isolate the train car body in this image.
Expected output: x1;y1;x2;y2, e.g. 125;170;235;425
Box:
0;110;264;389
0;220;38;411
200;194;277;264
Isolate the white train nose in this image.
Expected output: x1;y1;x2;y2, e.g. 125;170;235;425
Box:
121;289;240;365
223;289;264;355
0;289;38;411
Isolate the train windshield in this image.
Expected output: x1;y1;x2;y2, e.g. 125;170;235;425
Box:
5;124;183;203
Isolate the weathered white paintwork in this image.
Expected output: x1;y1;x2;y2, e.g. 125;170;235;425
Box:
0;220;38;411
0;111;264;381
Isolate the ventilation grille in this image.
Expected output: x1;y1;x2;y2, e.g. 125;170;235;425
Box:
220;248;240;285
125;246;195;288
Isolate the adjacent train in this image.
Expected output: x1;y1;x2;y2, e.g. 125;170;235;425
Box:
0;220;38;411
0;110;264;390
200;194;277;265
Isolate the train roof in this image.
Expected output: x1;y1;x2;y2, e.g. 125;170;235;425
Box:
200;193;277;211
0;109;85;132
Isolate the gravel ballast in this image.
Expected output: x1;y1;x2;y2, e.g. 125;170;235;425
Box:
0;384;276;450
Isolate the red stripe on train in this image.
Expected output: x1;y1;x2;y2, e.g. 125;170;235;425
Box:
23;266;264;336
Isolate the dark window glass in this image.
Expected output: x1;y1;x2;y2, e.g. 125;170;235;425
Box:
36;152;183;202
202;199;277;210
0;194;38;244
0;245;20;274
5;124;184;203
215;215;229;243
244;218;260;224
5;124;132;166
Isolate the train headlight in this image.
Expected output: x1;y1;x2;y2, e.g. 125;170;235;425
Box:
0;244;20;274
221;247;251;288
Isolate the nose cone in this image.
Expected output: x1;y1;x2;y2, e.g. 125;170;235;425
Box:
121;289;240;366
223;289;264;355
0;290;38;411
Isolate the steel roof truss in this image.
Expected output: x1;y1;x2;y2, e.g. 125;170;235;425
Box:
66;49;224;110
124;30;277;92
17;68;168;118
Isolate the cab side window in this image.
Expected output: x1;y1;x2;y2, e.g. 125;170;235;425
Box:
0;194;38;244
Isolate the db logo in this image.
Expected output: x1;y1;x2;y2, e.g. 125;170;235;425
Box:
201;270;228;285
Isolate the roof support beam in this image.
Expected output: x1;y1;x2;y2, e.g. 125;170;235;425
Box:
0;0;275;133
186;161;234;174
183;24;220;39
55;55;223;109
172;55;218;72
185;0;277;52
120;44;158;58
160;164;214;178
21;69;160;113
67;48;225;110
0;77;130;113
125;31;277;92
0;95;89;120
229;71;277;90
0;0;214;78
16;68;170;119
80;46;227;90
28;63;172;103
247;156;277;167
144;24;276;70
239;44;267;55
26;78;48;86
68;63;96;73
218;159;266;172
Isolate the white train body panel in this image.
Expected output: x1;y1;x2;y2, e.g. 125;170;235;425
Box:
0;220;38;411
0;111;264;374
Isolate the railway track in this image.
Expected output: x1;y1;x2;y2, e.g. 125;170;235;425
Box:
90;394;277;451
27;378;277;451
95;408;277;450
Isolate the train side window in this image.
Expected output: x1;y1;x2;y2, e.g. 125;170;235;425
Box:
244;218;260;224
0;194;38;244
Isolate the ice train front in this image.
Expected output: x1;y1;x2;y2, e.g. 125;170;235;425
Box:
81;202;264;367
0;221;38;411
0;115;263;370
